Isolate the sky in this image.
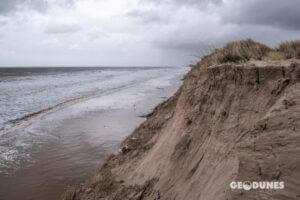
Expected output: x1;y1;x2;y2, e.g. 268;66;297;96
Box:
0;0;299;67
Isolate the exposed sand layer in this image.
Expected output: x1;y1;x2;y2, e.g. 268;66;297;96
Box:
63;43;300;200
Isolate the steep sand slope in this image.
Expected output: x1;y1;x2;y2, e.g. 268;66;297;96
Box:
63;42;300;200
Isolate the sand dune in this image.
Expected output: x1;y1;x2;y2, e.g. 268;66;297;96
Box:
63;40;300;200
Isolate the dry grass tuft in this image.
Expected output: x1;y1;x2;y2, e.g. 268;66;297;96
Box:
279;40;300;59
221;39;271;61
198;39;271;67
196;39;300;68
264;50;285;61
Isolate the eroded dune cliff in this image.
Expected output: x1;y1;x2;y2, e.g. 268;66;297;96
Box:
63;40;300;200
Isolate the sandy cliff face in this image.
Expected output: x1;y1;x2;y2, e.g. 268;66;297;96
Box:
63;42;300;200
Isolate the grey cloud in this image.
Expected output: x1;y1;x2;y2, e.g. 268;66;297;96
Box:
45;23;81;34
1;0;300;67
148;0;300;57
153;38;215;52
0;20;8;26
171;0;222;6
0;0;22;14
0;0;47;15
222;0;300;31
0;0;76;15
151;22;300;58
139;0;223;8
126;9;169;24
152;34;236;61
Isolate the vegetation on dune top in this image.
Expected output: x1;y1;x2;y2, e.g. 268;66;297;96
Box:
279;40;300;59
196;39;300;68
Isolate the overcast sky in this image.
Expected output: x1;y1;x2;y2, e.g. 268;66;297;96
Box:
0;0;299;67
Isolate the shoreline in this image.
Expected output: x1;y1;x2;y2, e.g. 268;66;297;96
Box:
0;70;185;200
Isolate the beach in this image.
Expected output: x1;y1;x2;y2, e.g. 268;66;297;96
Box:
0;67;187;200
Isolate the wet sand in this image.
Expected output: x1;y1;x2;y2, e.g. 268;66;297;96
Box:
0;109;144;200
0;75;183;200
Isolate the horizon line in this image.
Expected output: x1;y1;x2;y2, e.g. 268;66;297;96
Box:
0;65;181;68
